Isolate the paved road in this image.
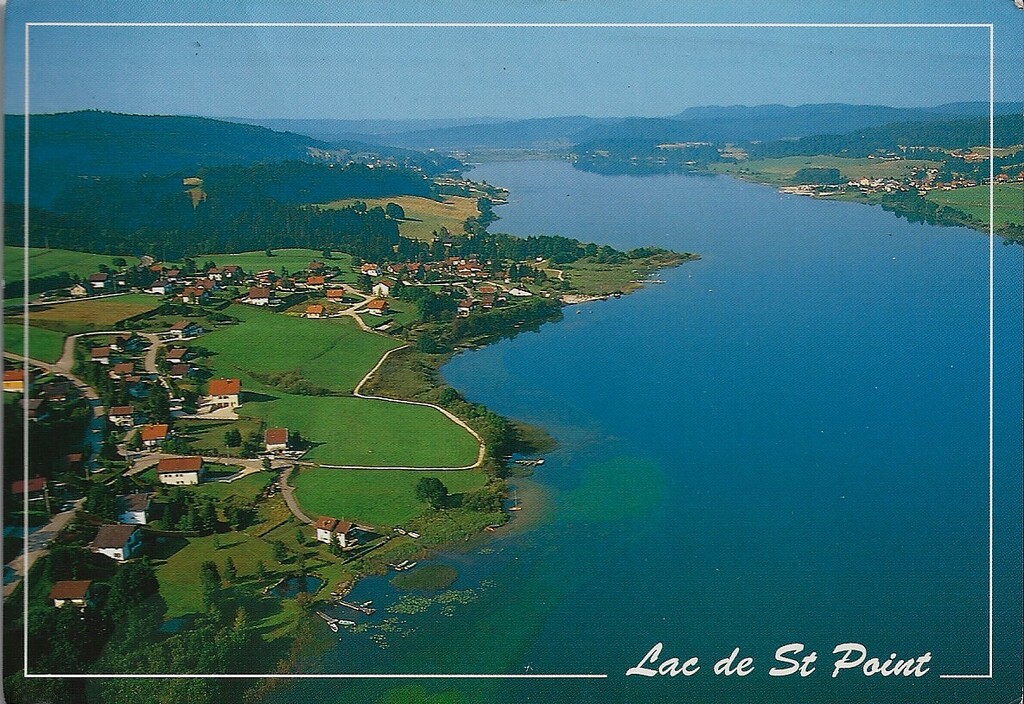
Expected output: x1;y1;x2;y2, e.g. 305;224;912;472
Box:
278;464;314;524
3;498;84;599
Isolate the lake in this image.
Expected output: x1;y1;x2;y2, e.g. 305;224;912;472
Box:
267;160;1023;703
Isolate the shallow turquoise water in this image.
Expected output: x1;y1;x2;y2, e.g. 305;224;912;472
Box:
268;161;1023;703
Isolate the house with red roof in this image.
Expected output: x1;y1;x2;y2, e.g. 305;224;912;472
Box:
314;516;356;548
305;304;325;319
140;423;170;448
207;378;241;408
155;456;206;485
90;346;112;365
265;427;289;452
108;405;136;427
3;369;28;393
90;525;143;561
49;580;95;608
246;287;272;306
365;299;389;316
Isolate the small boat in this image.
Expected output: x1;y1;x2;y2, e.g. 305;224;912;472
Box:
509;489;522;511
328;621;339;633
407;531;420;539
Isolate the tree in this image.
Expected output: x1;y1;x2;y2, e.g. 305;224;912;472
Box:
357;273;373;293
224;428;242;447
224;556;237;584
112;257;127;268
254;560;267;582
414;477;449;509
295;528;306;548
385;202;405;220
146;385;171;424
321;247;332;259
106;557;159;612
199;560;221;612
272;540;288;563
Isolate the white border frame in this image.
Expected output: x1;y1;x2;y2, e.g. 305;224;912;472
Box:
16;22;995;683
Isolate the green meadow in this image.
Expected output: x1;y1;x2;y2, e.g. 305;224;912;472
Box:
200;248;356;284
290;466;488;526
3;246;138;286
711;156;943;185
924;183;1024;227
197;304;480;468
3;323;66;363
197;304;397;394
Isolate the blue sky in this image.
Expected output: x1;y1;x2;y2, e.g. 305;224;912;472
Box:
4;1;1022;120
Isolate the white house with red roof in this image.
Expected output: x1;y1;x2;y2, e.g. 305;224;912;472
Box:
207;378;241;408
155;456;206;485
314;516;356;548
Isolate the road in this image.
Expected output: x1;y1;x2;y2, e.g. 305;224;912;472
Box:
278;464;314;524
3;498;84;599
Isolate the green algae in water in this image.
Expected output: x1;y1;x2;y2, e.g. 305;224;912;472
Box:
390;564;458;591
563;455;665;522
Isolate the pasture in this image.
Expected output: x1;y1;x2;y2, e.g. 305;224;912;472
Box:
243;395;481;468
3;323;66;363
321;195;479;241
290;466;488;526
198;304;398;394
200;249;356;283
711;156;943;185
3;246;138;287
924;183;1024;228
12;294;159;334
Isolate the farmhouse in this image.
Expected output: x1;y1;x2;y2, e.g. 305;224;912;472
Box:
91;346;112;364
306;275;326;290
180;286;209;304
91;525;143;561
169;320;203;339
457;299;475;317
155;456;206;485
207;378;241;408
264;427;289;452
166;348;189;364
140;423;170;448
49;580;95;609
116;492;151;525
145;279;171;295
372;281;392;298
168;364;193;380
40;378;72;402
365;299;389;316
314;516;356;548
360;263;381;277
87;272;110;291
109;362;135;380
11;477;48;502
325;288;346;300
305;304;325;319
222;265;242;280
246;287;272;306
111;334;144;353
3;369;27;393
108;405;136;427
69;283;88;297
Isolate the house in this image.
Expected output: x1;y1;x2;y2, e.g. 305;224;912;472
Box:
360;262;381;277
305;304;324;319
20;398;49;422
155;456;206;485
168;364;192;380
457;299;475;317
325;288;346;300
116;492;151;525
110;334;144;353
222;265;241;280
109;362;135;380
114;272;128;289
164;269;182;282
11;477;48;501
87;272;110;291
477;284;497;295
308;260;325;272
49;580;95;608
66;453;83;473
194;277;216;292
91;346;112;364
180;286;209;304
365;299;389;316
108;405;136;427
246;286;272;305
69;283;88;297
207;266;223;281
207;378;241;408
41;378;73;402
314;516;356;548
3;369;27;393
264;427;289;452
306;276;326;290
168;320;203;339
372;281;392;298
480;294;495;310
166;348;189;364
140;423;170;448
145;279;171;295
90;524;143;561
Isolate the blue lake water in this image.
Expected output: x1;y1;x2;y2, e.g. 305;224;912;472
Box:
269;161;1023;703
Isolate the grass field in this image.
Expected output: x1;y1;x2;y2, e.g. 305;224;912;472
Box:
291;466;488;526
191;471;273;502
924;183;1024;227
3;323;66;363
244;395;480;468
11;294;160;334
321;196;479;241
558;252;690;295
175;417;265;457
3;246;138;286
198;304;399;394
199;249;356;283
711;156;943;186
